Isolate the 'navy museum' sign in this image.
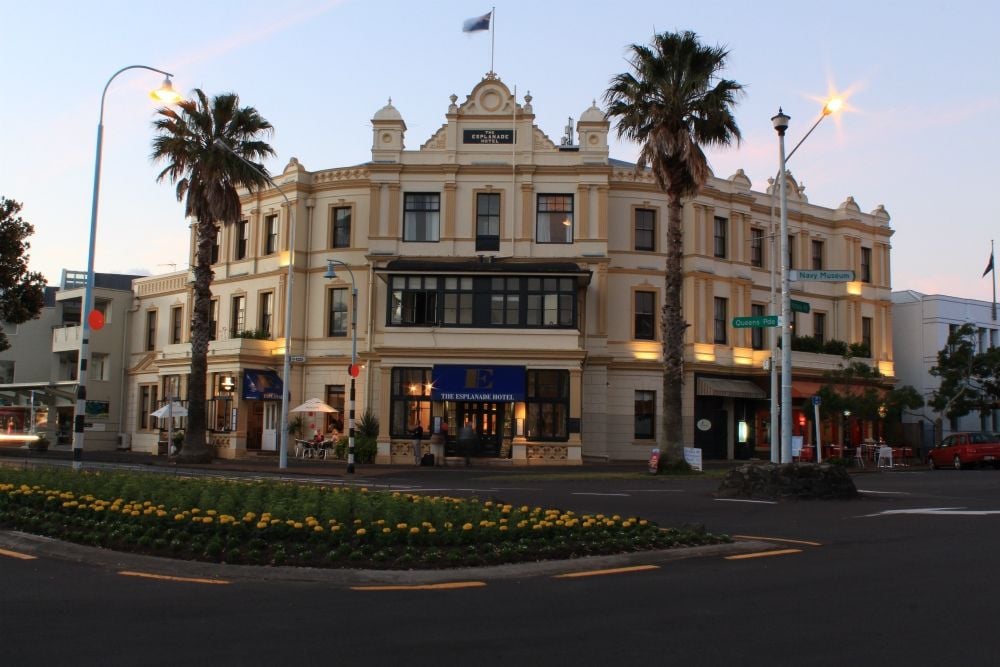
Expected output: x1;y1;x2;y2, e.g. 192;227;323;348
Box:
432;365;526;402
463;129;515;144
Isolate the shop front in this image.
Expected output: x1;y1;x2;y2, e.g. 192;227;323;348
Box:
241;369;283;451
694;376;768;460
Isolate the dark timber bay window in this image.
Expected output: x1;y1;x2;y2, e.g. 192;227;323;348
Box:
231;295;245;335
403;193;440;242
145;311;156;351
332;207;351;248
525;370;569;440
861;247;872;283
388;274;577;329
811;239;824;270
476;193;500;251
634;208;655;251
170;306;183;344
750;228;764;267
536;194;573;243
862;316;873;355
635;291;655;340
259;292;273;337
390;367;432;437
390;276;439;325
813;312;826;345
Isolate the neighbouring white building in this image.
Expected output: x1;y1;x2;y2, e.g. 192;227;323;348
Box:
892;290;1000;449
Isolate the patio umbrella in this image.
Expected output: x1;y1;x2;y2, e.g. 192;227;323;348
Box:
290;398;338;413
151;402;188;418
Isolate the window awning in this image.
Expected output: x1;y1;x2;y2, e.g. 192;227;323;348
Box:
696;377;766;399
242;369;284;401
375;259;593;286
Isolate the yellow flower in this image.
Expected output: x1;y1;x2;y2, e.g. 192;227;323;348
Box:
191;508;201;514
174;514;186;521
313;525;324;533
293;522;304;529
256;521;268;529
409;527;420;534
356;528;367;536
462;523;474;531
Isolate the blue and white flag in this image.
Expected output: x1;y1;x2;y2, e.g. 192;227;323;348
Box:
463;11;492;32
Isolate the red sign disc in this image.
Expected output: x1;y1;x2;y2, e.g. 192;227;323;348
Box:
349;364;360;378
88;310;105;331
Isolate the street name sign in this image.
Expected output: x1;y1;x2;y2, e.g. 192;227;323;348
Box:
732;315;779;328
790;299;811;314
790;269;855;282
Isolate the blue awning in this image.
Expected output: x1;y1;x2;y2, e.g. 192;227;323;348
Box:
432;365;525;402
242;369;284;401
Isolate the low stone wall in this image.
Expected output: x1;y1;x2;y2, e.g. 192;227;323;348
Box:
716;463;858;500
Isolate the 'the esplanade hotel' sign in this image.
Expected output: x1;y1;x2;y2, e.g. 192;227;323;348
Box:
463;129;515;144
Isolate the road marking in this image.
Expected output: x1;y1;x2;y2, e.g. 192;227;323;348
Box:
714;498;777;505
553;565;659;579
624;489;684;493
351;581;487;591
857;489;911;495
725;549;802;560
865;507;1000;517
571;492;630;497
732;535;822;547
118;570;230;585
0;547;37;560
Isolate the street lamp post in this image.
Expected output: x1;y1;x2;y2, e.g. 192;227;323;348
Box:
769;100;842;464
772;108;793;463
73;66;180;470
323;259;358;474
214;139;296;469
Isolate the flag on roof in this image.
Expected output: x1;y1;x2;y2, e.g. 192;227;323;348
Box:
463;11;492;32
984;251;994;278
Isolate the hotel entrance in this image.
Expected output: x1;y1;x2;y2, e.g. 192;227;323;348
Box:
455;401;506;457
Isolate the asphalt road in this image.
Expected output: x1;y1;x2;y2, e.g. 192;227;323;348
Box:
3;465;1000;666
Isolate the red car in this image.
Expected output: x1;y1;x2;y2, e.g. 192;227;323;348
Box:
927;432;1000;470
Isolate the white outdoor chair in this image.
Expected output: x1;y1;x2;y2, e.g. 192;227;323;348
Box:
877;446;893;469
853;446;865;468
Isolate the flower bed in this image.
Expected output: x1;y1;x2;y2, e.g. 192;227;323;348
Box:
0;466;728;569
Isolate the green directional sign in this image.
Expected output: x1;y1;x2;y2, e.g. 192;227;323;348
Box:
790;299;811;314
732;315;779;329
790;269;855;282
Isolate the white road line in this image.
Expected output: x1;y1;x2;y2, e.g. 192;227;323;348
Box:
571;492;630;497
624;489;685;493
714;498;778;505
865;507;1000;517
857;489;910;495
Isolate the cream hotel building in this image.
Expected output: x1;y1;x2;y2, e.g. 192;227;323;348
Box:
127;75;895;465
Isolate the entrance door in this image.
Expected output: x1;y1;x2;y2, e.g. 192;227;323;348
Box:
247;403;263;450
261;402;279;451
694;407;728;460
457;402;504;456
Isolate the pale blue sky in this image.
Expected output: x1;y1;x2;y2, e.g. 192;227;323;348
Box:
3;0;998;301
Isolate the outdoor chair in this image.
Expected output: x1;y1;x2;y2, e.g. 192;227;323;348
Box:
877;446;893;469
853;446;865;468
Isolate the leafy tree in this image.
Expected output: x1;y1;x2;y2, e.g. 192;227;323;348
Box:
604;31;743;460
151;91;275;462
0;197;47;351
929;323;1000;425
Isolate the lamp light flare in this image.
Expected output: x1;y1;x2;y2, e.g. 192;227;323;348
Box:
823;97;844;115
149;76;183;104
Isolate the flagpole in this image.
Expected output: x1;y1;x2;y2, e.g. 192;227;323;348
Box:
993;239;997;321
490;7;495;74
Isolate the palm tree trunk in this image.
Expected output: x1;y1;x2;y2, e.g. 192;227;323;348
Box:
177;218;215;463
662;197;686;461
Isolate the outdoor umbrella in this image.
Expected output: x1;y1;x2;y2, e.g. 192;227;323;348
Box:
151;402;188;418
290;398;338;413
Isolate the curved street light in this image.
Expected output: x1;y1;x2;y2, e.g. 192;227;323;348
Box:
770;98;843;463
73;66;180;470
323;259;358;474
215;139;296;469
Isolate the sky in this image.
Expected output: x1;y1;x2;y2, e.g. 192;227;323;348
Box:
3;0;999;302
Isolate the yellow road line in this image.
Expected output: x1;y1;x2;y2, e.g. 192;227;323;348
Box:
733;535;822;547
725;548;802;560
118;570;230;585
554;565;660;579
0;547;37;560
351;581;487;591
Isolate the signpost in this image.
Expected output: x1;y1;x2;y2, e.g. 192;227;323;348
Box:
789;269;855;282
812;395;822;463
732;315;779;329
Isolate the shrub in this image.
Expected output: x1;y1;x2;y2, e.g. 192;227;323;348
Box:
357;409;380;438
822;339;848;356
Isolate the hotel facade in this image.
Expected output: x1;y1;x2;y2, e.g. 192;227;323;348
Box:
125;75;895;464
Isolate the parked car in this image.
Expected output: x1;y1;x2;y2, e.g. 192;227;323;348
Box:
927;432;1000;470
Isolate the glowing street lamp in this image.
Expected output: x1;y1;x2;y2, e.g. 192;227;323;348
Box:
73;66;180;469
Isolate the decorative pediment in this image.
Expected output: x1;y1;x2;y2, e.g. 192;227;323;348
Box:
455;73;518;116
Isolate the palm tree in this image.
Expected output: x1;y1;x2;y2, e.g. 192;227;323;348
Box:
604;31;743;461
151;90;275;462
